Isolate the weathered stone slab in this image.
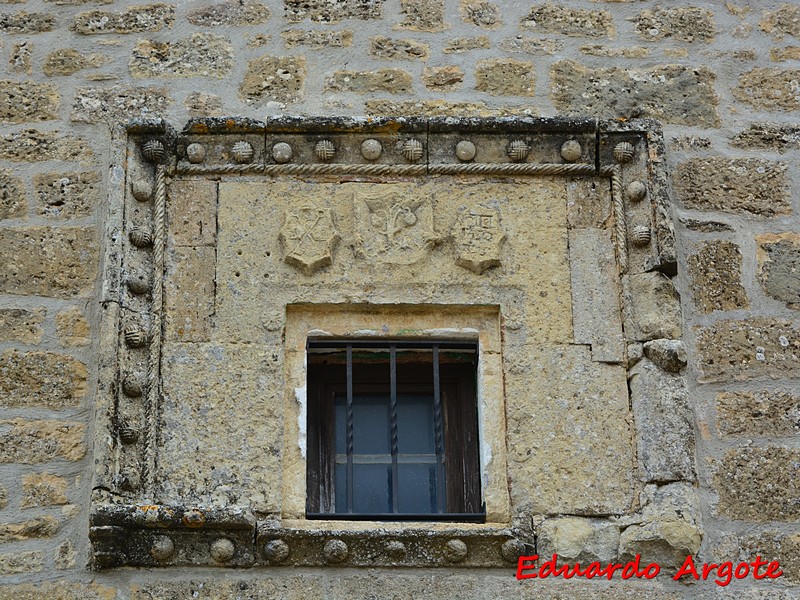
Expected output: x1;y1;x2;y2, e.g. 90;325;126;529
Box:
164;246;215;342
33;171;100;219
0;308;44;344
21;472;68;507
687;240;748;313
623;272;682;342
129;34;233;79
0;419;86;463
326;68;412;94
521;4;614;38
0;582;115;599
167;179;217;246
55;306;90;347
717;390;800;437
0;226;98;298
0;80;59;123
284;0;384;23
567;178;611;229
630;359;694;482
399;0;446;32
734;68;800;111
475;59;535;96
72;85;171;124
633;7;715;42
756;232;800;308
241;56;306;103
0;350;87;408
714;446;800;522
0;515;58;542
537;517;620;564
0;552;43;575
569;228;624;362
71;4;175;34
507;345;633;516
695;318;799;382
0;170;26;220
188;1;270;26
0;129;92;162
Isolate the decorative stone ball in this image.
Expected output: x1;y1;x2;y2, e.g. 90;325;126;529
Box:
263;539;290;564
127;273;151;296
315;140;336;162
141;140;165;163
560;140;582;162
131;180;153;202
386;540;407;561
444;539;468;563
507;140;530;162
626;180;647;202
322;539;349;564
631;224;652;247
361;138;383;161
501;539;526;563
272;142;293;164
124;325;148;348
402;138;424;162
613;141;635;164
119;427;139;444
182;509;205;527
129;228;153;248
122;377;144;397
232;141;255;164
210;538;235;563
455;140;476;162
185;143;206;164
150;536;175;561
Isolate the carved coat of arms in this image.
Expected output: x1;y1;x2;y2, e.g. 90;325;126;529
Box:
354;189;437;265
279;206;340;275
453;207;506;274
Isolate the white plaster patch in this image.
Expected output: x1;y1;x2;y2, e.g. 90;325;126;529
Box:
295;386;307;458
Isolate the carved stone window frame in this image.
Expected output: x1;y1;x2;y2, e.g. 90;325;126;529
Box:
91;117;686;570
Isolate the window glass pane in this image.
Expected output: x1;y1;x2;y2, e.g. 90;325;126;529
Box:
351;394;390;454
398;464;437;513
334;462;346;512
351;464;391;513
397;393;435;454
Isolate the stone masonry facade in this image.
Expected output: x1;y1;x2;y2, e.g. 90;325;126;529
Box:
0;1;798;599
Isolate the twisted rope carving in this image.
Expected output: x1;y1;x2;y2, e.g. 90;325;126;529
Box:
176;161;597;178
601;165;627;274
143;163;166;495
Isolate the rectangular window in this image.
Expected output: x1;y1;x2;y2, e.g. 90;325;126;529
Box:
306;340;484;521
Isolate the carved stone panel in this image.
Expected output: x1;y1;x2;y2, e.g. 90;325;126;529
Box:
453;207;506;274
279;206;340;275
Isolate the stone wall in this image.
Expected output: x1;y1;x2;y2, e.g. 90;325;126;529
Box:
0;1;798;598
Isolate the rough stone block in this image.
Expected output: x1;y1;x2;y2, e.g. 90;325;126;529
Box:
55;306;91;347
0;486;5;509
71;85;171;124
184;92;223;117
579;45;650;58
164;246;215;342
0;129;91;162
499;37;561;55
0;515;58;541
624;272;682;342
0;419;86;463
756;233;800;308
732;124;800;152
71;4;175;34
0;309;44;344
21;473;68;507
475;59;535;96
0;582;116;599
0;226;98;298
460;0;500;28
569;228;624;362
187;1;270;26
241;56;305;103
630;359;694;482
399;0;446;31
642;339;687;373
733;532;800;583
695;318;799;383
734;68;800;111
771;46;800;61
129;33;233;78
0;552;43;575
567;178;611;229
370;36;428;60
43;49;106;76
0;350;87;408
618;483;702;570
0;80;58;123
551;61;719;127
0;170;26;220
717;390;800;437
443;36;490;53
760;4;800;39
714;446;800;522
674;158;789;216
9;41;32;74
284;0;383;22
521;4;614;38
507;345;633;516
422;66;463;90
367;99;492;116
33;171;100;219
687;240;748;313
326;68;412;94
633;7;715;42
537;517;620;563
168;179;217;246
54;541;76;570
282;30;352;49
0;11;55;33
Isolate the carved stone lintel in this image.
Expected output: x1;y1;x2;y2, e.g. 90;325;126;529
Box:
453;208;506;274
279;206;340;275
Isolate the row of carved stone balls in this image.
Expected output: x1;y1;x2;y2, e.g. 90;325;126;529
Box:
147;535;527;565
181;138;597;165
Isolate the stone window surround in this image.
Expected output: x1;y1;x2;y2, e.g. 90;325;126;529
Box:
89;116;694;570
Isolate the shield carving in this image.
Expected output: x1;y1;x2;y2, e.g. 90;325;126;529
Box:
279;206;340;275
453;207;506;274
353;188;437;265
